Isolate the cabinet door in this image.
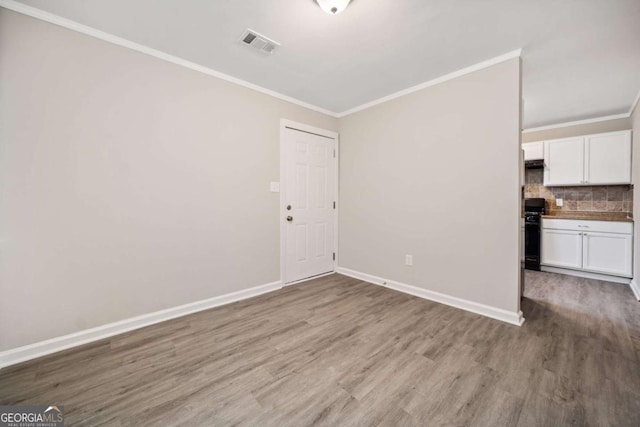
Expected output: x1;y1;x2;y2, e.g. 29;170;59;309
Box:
584;131;631;185
523;141;544;160
541;229;582;269
582;232;632;277
543;137;584;186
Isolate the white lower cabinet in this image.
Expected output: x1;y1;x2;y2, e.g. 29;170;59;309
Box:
541;219;633;278
541;229;582;269
582;232;632;277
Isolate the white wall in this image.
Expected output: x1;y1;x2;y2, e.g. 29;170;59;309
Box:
0;9;337;351
338;58;522;314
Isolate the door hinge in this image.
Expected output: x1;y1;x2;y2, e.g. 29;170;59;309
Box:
333;201;336;209
333;252;335;261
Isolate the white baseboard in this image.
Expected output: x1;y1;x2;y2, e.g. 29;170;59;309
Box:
630;280;640;301
336;267;524;326
0;280;282;369
540;265;631;284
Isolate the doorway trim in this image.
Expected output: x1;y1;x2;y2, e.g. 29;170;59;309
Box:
279;119;339;286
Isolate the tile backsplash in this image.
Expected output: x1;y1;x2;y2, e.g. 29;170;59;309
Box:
524;168;633;214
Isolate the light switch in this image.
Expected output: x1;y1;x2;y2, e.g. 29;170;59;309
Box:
556;198;563;207
270;182;280;193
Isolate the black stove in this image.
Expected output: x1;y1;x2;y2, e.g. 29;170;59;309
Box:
524;198;546;270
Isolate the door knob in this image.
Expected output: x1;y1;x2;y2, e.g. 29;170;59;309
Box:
286;216;293;222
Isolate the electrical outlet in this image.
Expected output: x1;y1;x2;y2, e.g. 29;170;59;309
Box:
556;198;563;207
405;254;413;266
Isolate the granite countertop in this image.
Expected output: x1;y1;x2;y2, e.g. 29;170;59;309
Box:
541;211;633;223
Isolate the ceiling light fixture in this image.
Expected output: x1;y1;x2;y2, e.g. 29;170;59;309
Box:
316;0;351;15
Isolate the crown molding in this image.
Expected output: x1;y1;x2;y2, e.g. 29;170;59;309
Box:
0;0;340;118
336;49;523;117
3;0;636;125
523;86;640;133
629;87;640;116
1;0;524;121
522;113;631;134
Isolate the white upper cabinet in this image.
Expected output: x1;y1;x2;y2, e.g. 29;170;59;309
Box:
542;130;631;186
522;141;544;160
584;131;632;185
543;137;584;186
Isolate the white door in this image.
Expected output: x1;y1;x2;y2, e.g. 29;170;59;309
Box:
541;229;582;269
543;137;584;186
584;131;631;185
582;232;633;277
283;127;335;283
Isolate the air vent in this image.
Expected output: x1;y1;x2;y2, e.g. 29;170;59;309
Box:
239;29;280;55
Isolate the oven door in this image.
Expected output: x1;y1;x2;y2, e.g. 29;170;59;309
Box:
524;220;541;270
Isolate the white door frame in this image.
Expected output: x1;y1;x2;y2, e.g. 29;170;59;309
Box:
279;119;339;286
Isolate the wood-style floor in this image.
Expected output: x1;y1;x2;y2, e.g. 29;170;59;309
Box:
1;271;640;426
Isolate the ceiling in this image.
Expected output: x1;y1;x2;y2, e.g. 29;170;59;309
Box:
10;0;640;128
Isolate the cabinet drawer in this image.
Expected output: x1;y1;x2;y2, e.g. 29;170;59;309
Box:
542;218;632;234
